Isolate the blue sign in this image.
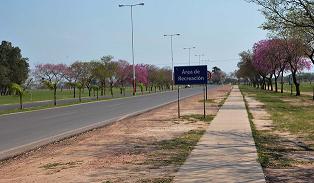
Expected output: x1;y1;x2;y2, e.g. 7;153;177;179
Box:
174;65;208;85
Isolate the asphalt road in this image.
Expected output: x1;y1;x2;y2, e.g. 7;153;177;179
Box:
0;86;217;159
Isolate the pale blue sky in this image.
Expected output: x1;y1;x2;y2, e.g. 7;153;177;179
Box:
0;0;268;73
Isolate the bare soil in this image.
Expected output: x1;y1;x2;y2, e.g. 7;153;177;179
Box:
0;86;231;183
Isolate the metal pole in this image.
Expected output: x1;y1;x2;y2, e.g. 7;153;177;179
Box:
178;86;180;118
206;84;208;100
171;36;174;90
203;84;206;118
131;6;136;96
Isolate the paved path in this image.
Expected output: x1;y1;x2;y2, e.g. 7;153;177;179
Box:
174;86;265;183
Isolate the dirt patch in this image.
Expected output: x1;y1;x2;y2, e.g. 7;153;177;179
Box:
282;98;314;107
244;95;314;183
0;86;231;183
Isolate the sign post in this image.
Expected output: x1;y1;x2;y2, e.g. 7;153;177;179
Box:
203;84;206;118
206;71;211;100
178;87;180;118
174;65;208;118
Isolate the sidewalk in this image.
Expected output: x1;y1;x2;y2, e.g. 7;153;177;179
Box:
173;86;265;183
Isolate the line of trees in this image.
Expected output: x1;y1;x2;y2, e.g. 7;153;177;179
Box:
0;40;174;108
33;56;173;105
236;39;312;95
1;39;229;108
237;0;314;96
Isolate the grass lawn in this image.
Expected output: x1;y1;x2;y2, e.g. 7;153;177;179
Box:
283;82;314;93
241;85;314;171
240;85;314;140
0;86;167;105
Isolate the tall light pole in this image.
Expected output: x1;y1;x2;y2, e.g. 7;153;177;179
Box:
195;54;204;65
164;33;180;90
183;46;196;66
201;59;210;66
119;3;144;96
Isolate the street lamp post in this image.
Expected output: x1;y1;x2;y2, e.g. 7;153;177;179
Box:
195;54;204;65
119;3;144;96
183;46;196;66
164;33;180;90
201;59;210;66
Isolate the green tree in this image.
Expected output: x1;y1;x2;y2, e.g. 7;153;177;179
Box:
0;41;29;95
34;64;67;106
101;55;117;97
75;82;84;102
10;83;25;109
91;85;99;100
250;0;314;64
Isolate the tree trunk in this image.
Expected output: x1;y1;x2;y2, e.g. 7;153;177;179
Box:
79;88;82;102
274;76;278;92
110;83;113;97
54;86;57;106
280;71;284;93
262;77;266;90
73;86;76;98
19;94;23;110
88;87;91;97
97;89;99;100
291;71;300;96
103;82;106;96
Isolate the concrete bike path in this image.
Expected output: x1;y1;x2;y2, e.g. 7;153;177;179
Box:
174;86;265;183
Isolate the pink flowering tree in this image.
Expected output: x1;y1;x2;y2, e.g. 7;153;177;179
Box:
211;66;226;84
270;39;289;93
252;40;274;90
34;63;68;105
135;64;149;94
253;39;289;92
253;38;312;95
116;60;132;96
283;39;312;95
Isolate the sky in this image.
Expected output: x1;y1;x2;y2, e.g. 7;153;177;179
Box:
0;0;269;73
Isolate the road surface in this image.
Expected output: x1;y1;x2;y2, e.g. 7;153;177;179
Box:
0;86;216;159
